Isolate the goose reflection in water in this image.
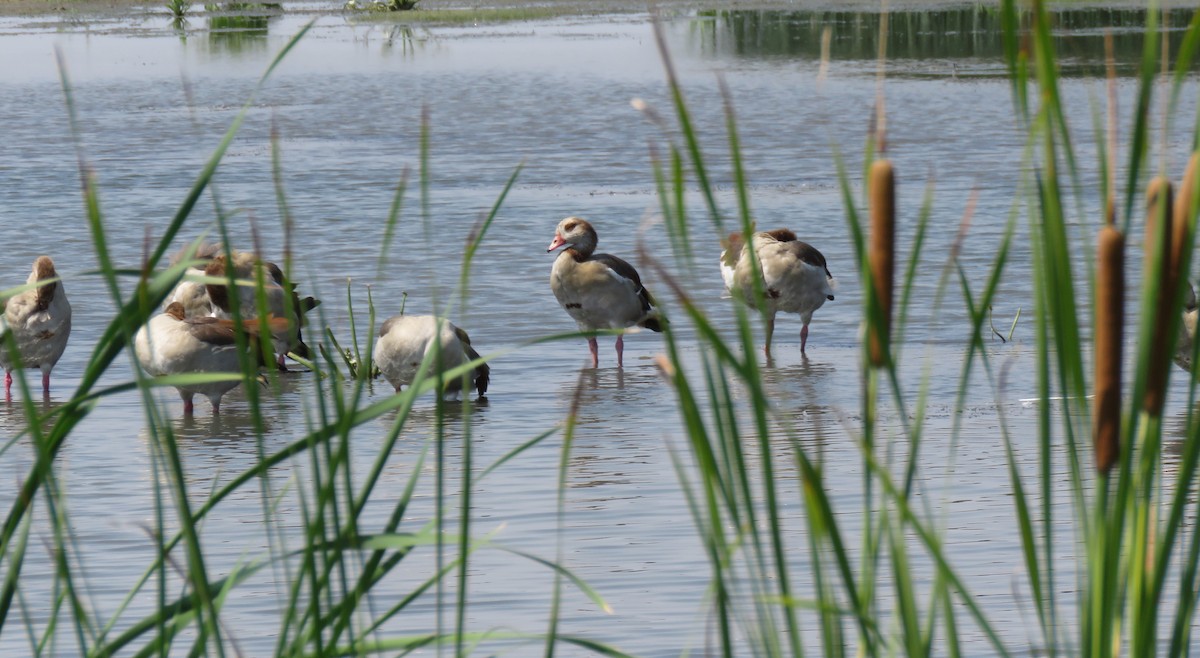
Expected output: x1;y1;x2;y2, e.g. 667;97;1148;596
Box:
0;395;63;445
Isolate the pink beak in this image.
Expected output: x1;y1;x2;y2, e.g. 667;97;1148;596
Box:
547;233;567;252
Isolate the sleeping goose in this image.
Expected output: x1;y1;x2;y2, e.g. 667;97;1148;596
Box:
720;228;835;358
0;256;71;397
135;302;285;415
548;216;663;368
165;242;223;318
375;315;489;399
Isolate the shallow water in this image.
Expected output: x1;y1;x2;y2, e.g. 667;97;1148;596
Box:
0;4;1198;656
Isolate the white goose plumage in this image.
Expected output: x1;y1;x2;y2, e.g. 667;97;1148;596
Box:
720;228;835;358
135;302;285;415
0;256;71;397
375;315;489;399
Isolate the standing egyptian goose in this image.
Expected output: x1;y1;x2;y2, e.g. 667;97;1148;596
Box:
548;217;664;368
0;256;71;397
135;302;284;415
203;252;318;370
375;315;489;399
720;228;835;357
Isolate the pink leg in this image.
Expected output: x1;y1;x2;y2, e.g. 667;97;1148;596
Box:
801;324;809;354
42;370;51;395
764;314;775;360
587;337;599;368
277;353;289;371
181;391;195;416
211;397;222;416
4;371;11;399
616;334;624;369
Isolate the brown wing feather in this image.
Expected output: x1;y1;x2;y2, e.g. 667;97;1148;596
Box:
184;316;239;345
592;253;656;312
791;241;833;279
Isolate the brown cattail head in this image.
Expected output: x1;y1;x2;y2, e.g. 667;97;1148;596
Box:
868;159;895;368
1168;154;1200;302
1143;176;1176;416
1094;225;1124;475
1174;152;1200;265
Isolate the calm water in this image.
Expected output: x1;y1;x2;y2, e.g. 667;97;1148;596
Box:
1;4;1198;655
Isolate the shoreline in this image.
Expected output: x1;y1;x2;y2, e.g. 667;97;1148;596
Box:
0;0;1167;21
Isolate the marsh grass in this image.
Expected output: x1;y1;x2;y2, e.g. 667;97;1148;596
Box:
633;2;1200;656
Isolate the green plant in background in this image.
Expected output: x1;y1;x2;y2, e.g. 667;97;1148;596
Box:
345;0;420;13
165;0;191;19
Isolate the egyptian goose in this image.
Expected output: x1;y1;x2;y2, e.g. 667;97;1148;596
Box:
204;253;318;369
0;256;71;397
720;228;835;357
135;302;285;415
548;217;664;368
163;249;318;370
375;315;489;399
165;242;222;318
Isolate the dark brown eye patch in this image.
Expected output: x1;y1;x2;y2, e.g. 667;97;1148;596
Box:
564;221;578;232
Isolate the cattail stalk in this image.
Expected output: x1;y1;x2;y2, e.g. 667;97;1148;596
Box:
1094;225;1123;475
1143;177;1175;416
868;159;895;368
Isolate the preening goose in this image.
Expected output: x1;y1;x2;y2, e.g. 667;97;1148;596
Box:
163;249;318;370
720;228;835;358
548;217;663;368
0;256;71;397
165;245;319;369
135;302;286;415
375;315;489;399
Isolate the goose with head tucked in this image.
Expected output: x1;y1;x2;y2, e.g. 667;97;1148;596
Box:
548;216;663;368
375;314;489;399
165;242;223;319
0;256;71;397
720;228;835;358
135;302;285;415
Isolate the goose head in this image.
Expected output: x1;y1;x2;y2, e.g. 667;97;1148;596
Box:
548;217;598;256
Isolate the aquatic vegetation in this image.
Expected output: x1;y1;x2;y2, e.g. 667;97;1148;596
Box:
165;0;190;19
634;2;1200;656
344;0;419;13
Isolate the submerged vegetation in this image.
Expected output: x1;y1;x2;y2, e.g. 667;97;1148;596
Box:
344;0;420;13
3;1;1200;656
